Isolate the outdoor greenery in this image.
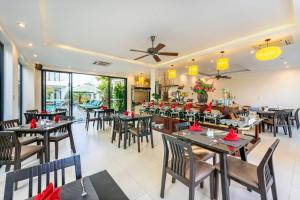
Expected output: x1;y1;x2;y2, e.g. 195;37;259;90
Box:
96;76;109;106
111;81;125;111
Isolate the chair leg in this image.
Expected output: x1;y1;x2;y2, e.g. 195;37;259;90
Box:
111;131;115;143
160;166;167;198
150;133;154;148
213;155;216;165
146;135;149;143
55;142;59;160
128;133;131;146
14;161;21;190
5;164;11;172
273;126;276;137
188;184;195;200
214;170;219;200
271;181;278;200
172;177;176;183
137;136;141;153
39;151;44;164
200;182;204;188
118;133;122;148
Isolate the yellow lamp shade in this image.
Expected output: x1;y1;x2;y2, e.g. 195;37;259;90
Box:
256;46;282;61
216;57;229;71
138;74;145;85
188;65;198;76
168;69;176;79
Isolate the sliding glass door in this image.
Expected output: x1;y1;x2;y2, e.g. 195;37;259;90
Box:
72;74;109;121
43;71;71;115
42;70;127;121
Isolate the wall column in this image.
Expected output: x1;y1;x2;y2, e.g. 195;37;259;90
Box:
150;68;156;98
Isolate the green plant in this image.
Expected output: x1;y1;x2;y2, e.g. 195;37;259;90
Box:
112;82;125;111
96;76;109;106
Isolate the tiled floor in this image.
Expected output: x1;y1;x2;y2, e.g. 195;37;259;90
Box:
1;123;300;200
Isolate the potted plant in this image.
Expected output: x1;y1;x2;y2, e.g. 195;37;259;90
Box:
192;79;215;104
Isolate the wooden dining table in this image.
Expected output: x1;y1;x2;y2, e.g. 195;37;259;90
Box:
26;111;67;120
5;120;76;162
118;114;152;149
172;128;253;200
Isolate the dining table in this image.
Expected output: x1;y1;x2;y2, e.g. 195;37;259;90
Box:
28;111;67;120
5;120;76;162
172;128;253;200
118;114;152;149
27;170;129;200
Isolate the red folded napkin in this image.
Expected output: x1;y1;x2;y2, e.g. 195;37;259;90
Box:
30;119;37;129
54;114;60;123
189;123;203;131
41;110;48;114
149;102;154;107
131;112;135;118
159;102;164;108
123;111;129;116
34;183;54;200
171;103;177;109
186;103;192;111
44;188;61;200
224;128;240;141
100;105;108;110
206;101;212;112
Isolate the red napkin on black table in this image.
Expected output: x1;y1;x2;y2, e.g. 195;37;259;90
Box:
123;111;129;116
34;182;61;200
100;105;108;110
30;119;37;129
41;110;48;114
54;114;60;123
224;128;240;141
171;103;177;109
185;103;192;111
159;102;164;108
189;123;203;131
206;101;212;112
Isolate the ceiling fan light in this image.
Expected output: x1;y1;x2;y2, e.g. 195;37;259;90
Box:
256;46;282;61
188;65;198;76
168;69;176;79
216;57;229;71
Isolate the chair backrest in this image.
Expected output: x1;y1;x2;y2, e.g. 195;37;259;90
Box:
59;115;75;121
112;114;122;132
175;122;190;132
24;112;37;124
0;131;19;164
161;134;194;182
273;111;289;126
136;116;152;135
0;119;20;131
26;109;38;113
257;139;280;190
103;108;115;116
4;155;82;200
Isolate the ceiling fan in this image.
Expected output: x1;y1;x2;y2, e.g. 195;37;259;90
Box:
130;36;179;62
199;69;250;80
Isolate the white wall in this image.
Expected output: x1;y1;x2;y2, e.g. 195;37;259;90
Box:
164;68;300;109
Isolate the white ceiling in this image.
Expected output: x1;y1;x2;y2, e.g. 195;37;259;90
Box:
0;0;299;76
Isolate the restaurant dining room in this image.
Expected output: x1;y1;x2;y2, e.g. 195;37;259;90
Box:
1;0;300;200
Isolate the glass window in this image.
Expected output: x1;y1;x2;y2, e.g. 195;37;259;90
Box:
110;78;126;112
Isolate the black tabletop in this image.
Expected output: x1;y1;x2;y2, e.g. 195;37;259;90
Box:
28;170;129;200
118;114;152;122
5;120;73;133
173;128;252;154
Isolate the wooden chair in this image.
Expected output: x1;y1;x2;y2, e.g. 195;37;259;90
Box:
263;111;292;137
290;108;299;129
85;110;99;131
0;119;39;145
160;134;217;200
175;122;216;165
38;116;74;159
111;115;125;148
4;155;82;200
215;139;280;200
128;116;154;153
100;109;114;130
0;131;44;177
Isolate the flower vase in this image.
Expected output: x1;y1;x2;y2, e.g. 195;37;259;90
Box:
197;93;208;104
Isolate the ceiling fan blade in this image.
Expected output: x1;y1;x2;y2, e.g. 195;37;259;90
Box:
154;43;165;52
153;55;161;62
130;49;148;53
134;54;150;60
158;52;178;56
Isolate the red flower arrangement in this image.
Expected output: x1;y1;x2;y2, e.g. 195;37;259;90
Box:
192;79;215;94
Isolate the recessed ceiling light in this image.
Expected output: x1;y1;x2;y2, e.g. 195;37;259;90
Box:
210;59;214;63
28;43;33;47
284;61;288;65
250;50;255;54
17;22;26;29
33;54;38;58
